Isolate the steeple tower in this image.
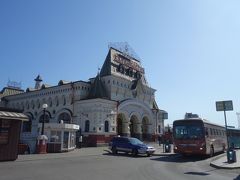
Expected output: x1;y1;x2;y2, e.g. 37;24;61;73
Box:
34;75;42;89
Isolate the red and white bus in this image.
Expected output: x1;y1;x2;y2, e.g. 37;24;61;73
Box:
173;118;227;156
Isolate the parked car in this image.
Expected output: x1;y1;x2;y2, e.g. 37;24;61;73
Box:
109;136;156;157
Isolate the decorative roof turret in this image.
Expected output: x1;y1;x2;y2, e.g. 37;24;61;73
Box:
34;75;42;82
34;74;42;89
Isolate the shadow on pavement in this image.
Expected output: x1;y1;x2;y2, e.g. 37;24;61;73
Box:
184;172;210;176
150;154;208;163
151;150;225;163
102;150;151;158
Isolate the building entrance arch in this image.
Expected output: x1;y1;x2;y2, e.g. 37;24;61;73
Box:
117;117;123;136
58;112;71;124
130;115;140;139
116;113;126;136
142;117;150;141
117;100;154;140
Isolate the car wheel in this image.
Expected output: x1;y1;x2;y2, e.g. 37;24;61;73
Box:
112;147;117;154
132;149;138;157
147;152;151;157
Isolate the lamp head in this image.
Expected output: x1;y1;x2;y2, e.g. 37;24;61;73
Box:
42;103;48;109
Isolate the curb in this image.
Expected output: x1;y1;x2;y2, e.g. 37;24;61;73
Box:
210;153;226;161
210;162;240;170
152;152;175;157
210;153;240;169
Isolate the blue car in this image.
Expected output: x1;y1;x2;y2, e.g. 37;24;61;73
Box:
109;136;156;156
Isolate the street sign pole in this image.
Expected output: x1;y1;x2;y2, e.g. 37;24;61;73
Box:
216;101;233;150
223;109;229;150
216;100;235;163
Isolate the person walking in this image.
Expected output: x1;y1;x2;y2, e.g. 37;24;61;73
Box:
158;135;162;146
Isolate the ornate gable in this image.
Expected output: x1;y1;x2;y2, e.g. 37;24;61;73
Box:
100;43;148;86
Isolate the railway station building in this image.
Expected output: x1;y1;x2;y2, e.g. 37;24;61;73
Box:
0;44;167;153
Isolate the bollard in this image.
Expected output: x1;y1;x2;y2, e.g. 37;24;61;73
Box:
227;149;237;163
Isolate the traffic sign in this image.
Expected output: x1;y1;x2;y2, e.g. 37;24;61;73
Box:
216;100;233;111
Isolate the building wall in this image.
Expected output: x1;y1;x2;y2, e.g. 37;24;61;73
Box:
0;47;165;150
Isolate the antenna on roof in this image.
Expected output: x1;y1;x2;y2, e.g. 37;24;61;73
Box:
108;42;141;61
7;79;22;89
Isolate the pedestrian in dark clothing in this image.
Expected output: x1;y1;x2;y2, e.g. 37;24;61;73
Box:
158;135;162;146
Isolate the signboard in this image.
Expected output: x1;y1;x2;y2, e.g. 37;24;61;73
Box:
163;112;168;120
113;54;145;74
159;111;168;120
216;100;233;111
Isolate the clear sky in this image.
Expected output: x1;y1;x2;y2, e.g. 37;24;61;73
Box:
0;0;239;128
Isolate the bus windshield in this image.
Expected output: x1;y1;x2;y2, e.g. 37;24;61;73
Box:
174;125;204;140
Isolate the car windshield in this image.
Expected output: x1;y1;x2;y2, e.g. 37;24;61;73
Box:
129;138;144;145
174;125;204;140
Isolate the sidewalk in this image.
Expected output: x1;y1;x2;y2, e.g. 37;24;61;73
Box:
210;149;240;169
16;143;172;162
16;147;107;162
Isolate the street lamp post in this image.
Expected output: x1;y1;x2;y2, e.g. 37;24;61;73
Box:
41;103;48;135
36;103;48;154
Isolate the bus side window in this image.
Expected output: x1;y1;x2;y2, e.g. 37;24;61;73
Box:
205;128;209;136
210;128;213;136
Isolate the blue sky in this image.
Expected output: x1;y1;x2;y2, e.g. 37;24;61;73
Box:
0;0;239;127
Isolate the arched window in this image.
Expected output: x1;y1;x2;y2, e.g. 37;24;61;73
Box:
48;98;52;107
31;100;35;109
21;102;24;110
129;68;133;77
85;120;90;132
37;99;40;109
55;96;59;106
117;64;125;74
158;125;161;134
104;121;109;132
16;103;20;110
58;112;71;124
22;115;32;132
26;101;29;110
62;95;66;105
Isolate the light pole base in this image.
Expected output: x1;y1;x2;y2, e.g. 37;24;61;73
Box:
36;135;48;154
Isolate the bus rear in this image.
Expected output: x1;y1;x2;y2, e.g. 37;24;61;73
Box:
173;119;207;155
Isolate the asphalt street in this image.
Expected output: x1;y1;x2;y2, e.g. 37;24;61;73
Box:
0;147;239;180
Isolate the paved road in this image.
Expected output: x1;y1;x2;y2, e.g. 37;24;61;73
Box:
0;148;239;180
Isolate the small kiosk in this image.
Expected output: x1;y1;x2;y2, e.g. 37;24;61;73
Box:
0;110;28;161
38;123;79;153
